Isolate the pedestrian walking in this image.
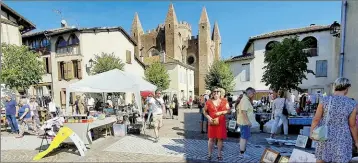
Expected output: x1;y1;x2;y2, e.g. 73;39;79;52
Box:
203;87;230;161
16;99;32;138
148;89;165;143
310;77;358;163
29;96;40;135
237;87;256;158
270;90;289;139
172;94;179;118
4;95;19;134
198;95;207;133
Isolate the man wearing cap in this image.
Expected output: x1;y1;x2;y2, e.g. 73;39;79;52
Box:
5;95;19;134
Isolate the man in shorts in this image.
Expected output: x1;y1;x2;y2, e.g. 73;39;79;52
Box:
237;87;256;158
148;89;165;143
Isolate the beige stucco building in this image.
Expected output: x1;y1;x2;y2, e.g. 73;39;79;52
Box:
1;2;35;45
343;0;358;100
22;24;146;108
131;4;221;97
226;25;340;96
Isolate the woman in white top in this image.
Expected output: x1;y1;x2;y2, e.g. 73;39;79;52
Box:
270;90;289;139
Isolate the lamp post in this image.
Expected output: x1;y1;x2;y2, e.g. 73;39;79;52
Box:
330;21;341;38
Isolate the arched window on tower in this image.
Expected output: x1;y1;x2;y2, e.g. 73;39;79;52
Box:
302;36;318;57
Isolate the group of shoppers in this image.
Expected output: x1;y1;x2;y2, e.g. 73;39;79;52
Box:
4;95;45;138
200;77;358;163
200;86;256;160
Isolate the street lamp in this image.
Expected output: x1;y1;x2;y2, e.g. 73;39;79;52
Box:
330;21;341;38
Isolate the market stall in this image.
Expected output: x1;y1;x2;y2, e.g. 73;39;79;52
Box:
65;69;157;116
64;69;157;145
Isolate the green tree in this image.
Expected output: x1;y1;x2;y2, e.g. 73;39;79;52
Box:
91;52;125;75
261;36;314;92
1;43;45;90
205;60;235;92
144;62;170;90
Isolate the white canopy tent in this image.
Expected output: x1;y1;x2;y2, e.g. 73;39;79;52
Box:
65;69;157;115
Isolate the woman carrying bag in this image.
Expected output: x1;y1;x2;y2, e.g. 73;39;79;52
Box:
270;90;289;139
310;78;358;163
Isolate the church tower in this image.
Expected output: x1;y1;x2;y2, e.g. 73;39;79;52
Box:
130;12;144;58
212;21;221;60
198;7;211;94
165;3;181;61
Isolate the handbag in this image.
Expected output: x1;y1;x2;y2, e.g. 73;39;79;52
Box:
282;99;289;116
209;101;220;126
312;96;332;141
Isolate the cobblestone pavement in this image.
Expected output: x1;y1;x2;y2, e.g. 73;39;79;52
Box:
1;108;312;162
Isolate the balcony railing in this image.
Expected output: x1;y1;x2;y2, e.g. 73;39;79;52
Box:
56;45;81;56
303;48;318;57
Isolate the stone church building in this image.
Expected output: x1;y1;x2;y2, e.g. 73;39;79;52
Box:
131;4;221;95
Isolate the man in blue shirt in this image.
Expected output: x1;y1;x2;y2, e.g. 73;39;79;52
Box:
5;95;19;134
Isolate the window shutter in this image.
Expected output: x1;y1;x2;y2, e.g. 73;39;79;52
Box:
61;88;66;105
48;57;52;73
78;60;82;79
241;69;246;81
64;62;68;80
246;64;250;81
70;92;75;105
316;60;327;77
126;50;132;64
67;61;74;80
322;61;327;77
58;62;62;81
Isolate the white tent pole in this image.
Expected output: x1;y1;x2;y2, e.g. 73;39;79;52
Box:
65;90;71;115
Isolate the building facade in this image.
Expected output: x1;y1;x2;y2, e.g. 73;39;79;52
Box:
226;25;340;96
22;23;145;108
1;2;35;45
343;0;358;100
131;4;221;96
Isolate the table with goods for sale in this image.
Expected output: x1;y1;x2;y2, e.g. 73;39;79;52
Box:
62;114;117;147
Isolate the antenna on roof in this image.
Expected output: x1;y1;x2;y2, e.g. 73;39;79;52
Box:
53;9;68;28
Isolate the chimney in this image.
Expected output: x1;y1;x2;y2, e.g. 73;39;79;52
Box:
61;20;68;28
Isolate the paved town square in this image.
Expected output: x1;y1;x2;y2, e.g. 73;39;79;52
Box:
1;108;312;162
1;1;358;162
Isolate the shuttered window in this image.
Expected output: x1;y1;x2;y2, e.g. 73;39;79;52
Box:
316;60;328;77
126;50;132;64
241;63;250;81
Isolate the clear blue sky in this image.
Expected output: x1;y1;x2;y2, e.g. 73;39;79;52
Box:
6;1;341;59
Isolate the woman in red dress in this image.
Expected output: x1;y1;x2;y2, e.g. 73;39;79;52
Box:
203;87;230;161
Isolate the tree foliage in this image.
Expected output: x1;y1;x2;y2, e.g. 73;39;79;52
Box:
261;36;315;92
91;52;125;75
205;60;235;92
144;62;170;90
1;43;45;90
